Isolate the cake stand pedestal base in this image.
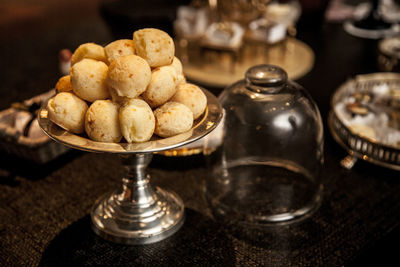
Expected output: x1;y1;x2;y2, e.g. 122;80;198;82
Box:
90;153;185;245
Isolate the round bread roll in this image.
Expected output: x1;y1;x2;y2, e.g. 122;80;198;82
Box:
171;83;207;119
154;102;193;138
47;92;88;134
169;57;186;86
85;100;122;142
105;39;136;63
71;43;107;65
107;55;151;98
142;66;178;108
170;57;183;75
55;75;72;93
109;87;144;105
133;28;174;67
176;74;186;87
71;59;110;102
119;99;155;143
108;88;130;105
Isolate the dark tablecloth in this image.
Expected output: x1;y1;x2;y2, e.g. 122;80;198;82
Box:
0;2;399;266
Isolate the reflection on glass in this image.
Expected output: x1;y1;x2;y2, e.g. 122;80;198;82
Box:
205;65;324;229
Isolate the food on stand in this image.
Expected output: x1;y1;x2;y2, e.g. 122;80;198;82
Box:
70;42;107;65
71;59;110;102
170;56;183;75
85;100;122;142
170;56;186;87
133;28;175;67
171;83;207;120
119;99;155;143
142;66;178;108
154;102;193;138
47;28;207;143
47;92;88;134
55;75;72;93
107;54;151;99
104;39;136;63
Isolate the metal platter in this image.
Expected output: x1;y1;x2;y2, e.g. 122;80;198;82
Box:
38;88;223;154
328;73;400;170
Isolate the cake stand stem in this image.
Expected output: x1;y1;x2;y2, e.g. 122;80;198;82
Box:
91;153;185;245
118;154;156;205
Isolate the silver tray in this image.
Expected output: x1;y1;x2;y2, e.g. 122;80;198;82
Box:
39;89;221;154
0;90;69;163
328;73;400;170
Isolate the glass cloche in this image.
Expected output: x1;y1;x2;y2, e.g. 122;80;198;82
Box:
204;64;324;227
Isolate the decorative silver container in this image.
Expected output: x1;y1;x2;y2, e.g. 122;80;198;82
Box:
329;73;400;170
0;90;69;163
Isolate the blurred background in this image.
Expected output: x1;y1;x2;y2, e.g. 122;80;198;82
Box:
0;0;330;108
0;0;110;110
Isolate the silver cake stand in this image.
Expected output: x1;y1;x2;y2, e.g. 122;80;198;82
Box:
38;89;223;244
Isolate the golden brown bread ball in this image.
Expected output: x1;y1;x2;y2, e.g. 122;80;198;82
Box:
119;99;155;143
170;57;183;75
70;58;110;102
47;92;88;134
171;83;207;119
176;74;186;87
154;102;193;138
108;88;130;105
109;87;145;106
141;66;178;108
107;55;151;99
71;43;107;65
85;100;122;142
104;39;136;63
55;75;72;93
133;28;175;67
169;57;186;86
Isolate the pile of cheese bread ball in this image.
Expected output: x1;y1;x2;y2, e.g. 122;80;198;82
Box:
47;28;207;143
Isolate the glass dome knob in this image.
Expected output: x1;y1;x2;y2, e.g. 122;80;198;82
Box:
245;64;288;93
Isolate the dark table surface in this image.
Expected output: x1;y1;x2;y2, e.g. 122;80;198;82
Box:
0;1;399;266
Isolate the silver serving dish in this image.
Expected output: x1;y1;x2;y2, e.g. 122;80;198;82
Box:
38;88;223;244
39;91;220;154
0;89;69;163
328;73;400;170
378;36;400;72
